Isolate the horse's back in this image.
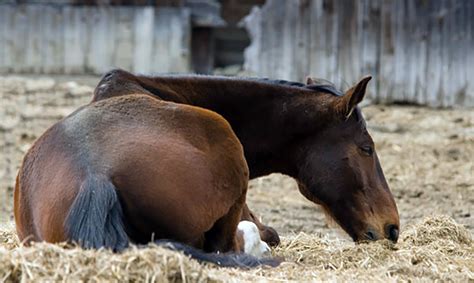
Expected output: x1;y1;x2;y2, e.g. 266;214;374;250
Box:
15;94;248;247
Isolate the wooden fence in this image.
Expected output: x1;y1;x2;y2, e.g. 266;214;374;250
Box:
0;5;191;74
243;0;474;107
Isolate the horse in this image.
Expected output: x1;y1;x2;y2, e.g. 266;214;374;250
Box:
91;69;401;243
14;94;277;268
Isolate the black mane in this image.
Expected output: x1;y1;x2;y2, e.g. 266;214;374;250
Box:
256;77;344;97
305;83;344;97
256;77;365;125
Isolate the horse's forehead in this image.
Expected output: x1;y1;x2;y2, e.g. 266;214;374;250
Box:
337;107;368;134
353;107;367;128
318;111;368;144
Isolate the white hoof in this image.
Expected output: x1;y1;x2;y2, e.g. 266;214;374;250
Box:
237;220;271;258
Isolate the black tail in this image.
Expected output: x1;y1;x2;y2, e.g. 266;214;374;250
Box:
65;174;128;251
154;240;280;269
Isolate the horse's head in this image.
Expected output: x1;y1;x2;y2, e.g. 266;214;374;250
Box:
295;76;399;242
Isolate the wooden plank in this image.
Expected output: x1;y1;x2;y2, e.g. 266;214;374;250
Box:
63;6;87;74
271;1;298;80
445;0;468;106
165;8;191;72
258;2;273;77
266;0;287;78
324;0;339;84
41;5;64;73
254;0;275;77
242;5;262;75
411;0;429;105
24;5;42;73
0;8;3;72
132;7;154;73
460;0;471;105
359;0;381;100
392;0;421;104
152;7;192;73
378;0;397;103
293;0;311;82
152;7;171;72
437;0;450;107
0;6;13;72
111;7;134;72
441;0;455;107
466;0;474;105
392;0;408;102
336;0;360;89
424;0;444;107
11;5;28;73
87;7;116;74
308;0;327;80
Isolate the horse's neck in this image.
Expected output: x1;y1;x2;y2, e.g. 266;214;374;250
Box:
143;76;336;178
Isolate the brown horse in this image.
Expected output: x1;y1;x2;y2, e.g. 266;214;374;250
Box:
91;69;400;243
14;94;277;268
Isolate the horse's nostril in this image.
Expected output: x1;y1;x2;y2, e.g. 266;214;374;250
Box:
366;230;376;241
386;224;399;242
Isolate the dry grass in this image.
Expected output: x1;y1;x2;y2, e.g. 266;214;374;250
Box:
1;215;472;282
1;76;473;281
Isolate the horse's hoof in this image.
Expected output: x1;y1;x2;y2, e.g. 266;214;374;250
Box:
238;221;272;258
260;226;281;247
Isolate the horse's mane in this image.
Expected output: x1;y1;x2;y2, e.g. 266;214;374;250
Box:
257;77;366;126
255;77;344;97
150;73;345;97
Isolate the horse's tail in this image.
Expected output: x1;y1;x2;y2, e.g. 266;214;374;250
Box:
65;174;129;251
154;240;281;269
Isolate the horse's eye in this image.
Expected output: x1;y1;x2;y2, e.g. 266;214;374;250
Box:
360;146;373;156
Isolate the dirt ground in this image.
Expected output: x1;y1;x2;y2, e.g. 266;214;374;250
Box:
0;76;473;281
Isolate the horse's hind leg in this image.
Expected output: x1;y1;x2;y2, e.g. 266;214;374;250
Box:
203;193;246;253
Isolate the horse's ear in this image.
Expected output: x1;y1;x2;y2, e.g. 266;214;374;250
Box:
306;76;315;85
336;76;372;119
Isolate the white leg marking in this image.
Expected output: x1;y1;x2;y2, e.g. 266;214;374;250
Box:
237;220;271;258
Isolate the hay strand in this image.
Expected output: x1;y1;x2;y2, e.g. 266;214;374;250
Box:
0;215;472;282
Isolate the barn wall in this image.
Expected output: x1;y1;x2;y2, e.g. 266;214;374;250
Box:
0;4;191;74
243;0;474;107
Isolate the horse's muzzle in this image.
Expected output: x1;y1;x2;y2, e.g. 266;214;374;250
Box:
363;223;399;243
386;224;399;242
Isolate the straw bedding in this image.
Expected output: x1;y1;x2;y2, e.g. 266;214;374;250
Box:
0;215;472;282
1;76;473;281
